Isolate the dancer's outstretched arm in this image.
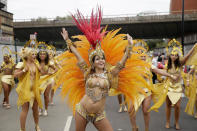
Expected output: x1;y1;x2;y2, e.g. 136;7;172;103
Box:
111;34;133;75
186;66;195;86
61;28;85;64
181;43;197;65
14;65;28;78
152;67;177;81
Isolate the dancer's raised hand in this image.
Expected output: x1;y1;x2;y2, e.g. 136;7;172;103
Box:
127;34;133;46
61;28;69;41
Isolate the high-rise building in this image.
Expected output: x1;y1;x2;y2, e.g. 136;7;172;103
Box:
0;0;13;44
170;0;197;14
0;0;7;11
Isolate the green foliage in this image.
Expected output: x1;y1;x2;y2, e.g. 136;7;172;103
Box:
31;17;48;22
55;16;72;21
31;15;73;22
146;39;167;50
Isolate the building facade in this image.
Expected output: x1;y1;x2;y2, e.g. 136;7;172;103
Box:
170;0;197;14
0;0;14;44
0;0;7;11
170;0;197;46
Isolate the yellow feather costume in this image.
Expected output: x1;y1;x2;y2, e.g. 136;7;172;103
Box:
185;65;197;116
16;61;43;108
128;39;159;111
0;46;15;94
149;39;197;112
15;47;58;108
54;29;150;113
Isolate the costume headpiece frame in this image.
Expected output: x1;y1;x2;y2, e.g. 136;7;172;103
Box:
132;39;149;56
2;46;12;57
166;39;183;57
36;41;49;53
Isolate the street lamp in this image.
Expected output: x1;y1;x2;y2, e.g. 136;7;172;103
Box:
181;0;185;54
14;38;18;63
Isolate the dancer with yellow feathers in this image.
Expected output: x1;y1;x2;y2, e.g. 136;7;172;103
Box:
0;46;15;109
36;42;58;116
186;65;197;118
184;42;197;119
185;43;197;118
47;45;61;105
128;40;177;131
14;40;58;131
14;43;42;131
149;39;197;130
54;7;153;131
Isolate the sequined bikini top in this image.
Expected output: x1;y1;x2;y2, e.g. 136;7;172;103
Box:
1;62;14;70
168;67;182;83
168;67;181;75
85;72;110;102
38;63;49;74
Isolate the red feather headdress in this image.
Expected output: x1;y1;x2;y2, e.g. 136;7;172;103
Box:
72;7;106;65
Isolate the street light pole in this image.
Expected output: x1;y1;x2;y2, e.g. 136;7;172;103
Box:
181;0;185;54
14;38;18;63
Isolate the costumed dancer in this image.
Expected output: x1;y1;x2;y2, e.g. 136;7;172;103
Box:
47;45;61;105
149;39;197;130
0;46;15;109
185;65;197;118
128;40;177;131
185;43;197;118
14;41;42;131
36;42;57;116
54;8;150;131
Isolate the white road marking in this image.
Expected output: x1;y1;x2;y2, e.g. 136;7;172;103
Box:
64;116;73;131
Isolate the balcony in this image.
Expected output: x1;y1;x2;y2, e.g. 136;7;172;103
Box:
0;0;5;10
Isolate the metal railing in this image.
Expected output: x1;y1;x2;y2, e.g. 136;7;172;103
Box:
13;10;197;22
13;12;168;22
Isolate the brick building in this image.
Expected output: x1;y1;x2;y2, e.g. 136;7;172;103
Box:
170;0;197;51
170;0;197;14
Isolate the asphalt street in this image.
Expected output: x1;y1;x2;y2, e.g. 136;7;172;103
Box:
0;89;197;131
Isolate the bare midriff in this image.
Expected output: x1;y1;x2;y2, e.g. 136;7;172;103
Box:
79;73;109;114
2;62;14;75
80;95;106;114
3;68;13;75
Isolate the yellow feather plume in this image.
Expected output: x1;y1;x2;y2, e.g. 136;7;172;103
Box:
55;29;151;113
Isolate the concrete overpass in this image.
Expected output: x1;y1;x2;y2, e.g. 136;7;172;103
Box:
14;13;197;45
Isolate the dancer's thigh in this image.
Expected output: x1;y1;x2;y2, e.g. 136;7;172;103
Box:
75;111;88;131
94;118;113;131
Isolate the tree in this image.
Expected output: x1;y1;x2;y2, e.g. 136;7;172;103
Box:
35;17;48;22
55;15;73;21
146;39;167;50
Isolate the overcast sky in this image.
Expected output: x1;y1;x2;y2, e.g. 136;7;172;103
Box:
8;0;170;20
